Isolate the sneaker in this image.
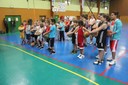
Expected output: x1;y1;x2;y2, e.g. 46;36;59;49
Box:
104;52;107;55
47;48;52;51
78;54;85;59
36;45;40;48
107;57;113;61
39;46;44;49
90;42;93;45
101;59;104;63
96;59;104;63
72;50;77;54
79;55;83;59
109;60;116;66
81;54;85;59
77;54;81;58
71;50;75;53
94;43;96;46
107;45;110;48
51;50;56;54
93;60;102;65
74;50;77;54
96;55;99;59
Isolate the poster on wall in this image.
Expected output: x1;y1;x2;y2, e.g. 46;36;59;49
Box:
64;16;76;20
58;2;66;12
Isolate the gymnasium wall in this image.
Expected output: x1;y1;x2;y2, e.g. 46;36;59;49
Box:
0;0;109;32
110;0;128;23
0;8;51;32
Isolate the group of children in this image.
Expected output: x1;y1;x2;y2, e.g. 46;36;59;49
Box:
18;19;56;53
67;12;122;66
18;11;122;66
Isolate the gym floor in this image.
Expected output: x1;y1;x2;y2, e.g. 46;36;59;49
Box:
0;25;128;85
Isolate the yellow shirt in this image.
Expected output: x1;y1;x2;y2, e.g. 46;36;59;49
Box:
18;26;25;39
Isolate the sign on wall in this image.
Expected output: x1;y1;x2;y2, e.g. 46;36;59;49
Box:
58;2;66;12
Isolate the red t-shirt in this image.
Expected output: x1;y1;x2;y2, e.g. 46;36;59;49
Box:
46;26;50;32
65;20;70;26
111;21;115;25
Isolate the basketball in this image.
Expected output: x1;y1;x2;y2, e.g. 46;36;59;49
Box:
84;31;90;37
107;30;113;36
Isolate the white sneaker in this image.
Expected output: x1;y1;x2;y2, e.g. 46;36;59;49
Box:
93;60;102;65
96;55;99;59
107;45;110;48
109;60;116;66
90;42;93;45
79;55;83;59
107;57;113;61
77;54;85;59
77;54;81;58
104;52;107;55
81;54;85;59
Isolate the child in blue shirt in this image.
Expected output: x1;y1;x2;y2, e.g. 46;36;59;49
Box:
43;19;56;53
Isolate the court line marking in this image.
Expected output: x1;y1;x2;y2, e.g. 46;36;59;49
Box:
0;44;99;85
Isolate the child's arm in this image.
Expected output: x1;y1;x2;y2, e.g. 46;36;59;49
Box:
66;28;73;35
34;30;40;35
43;26;52;35
92;24;98;29
90;23;107;34
82;27;90;32
66;26;79;35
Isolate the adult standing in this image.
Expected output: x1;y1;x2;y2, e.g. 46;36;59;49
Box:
3;18;8;33
107;12;123;66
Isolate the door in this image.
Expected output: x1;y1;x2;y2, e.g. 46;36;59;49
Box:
5;15;21;33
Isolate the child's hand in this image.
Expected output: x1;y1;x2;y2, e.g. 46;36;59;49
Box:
66;32;69;36
112;32;116;35
43;33;45;36
87;30;91;34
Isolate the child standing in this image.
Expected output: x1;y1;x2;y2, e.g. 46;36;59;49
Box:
25;24;31;44
18;23;26;45
44;20;51;49
67;20;89;59
58;19;65;41
67;20;78;54
35;23;44;49
107;12;122;66
90;14;110;65
43;19;56;53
